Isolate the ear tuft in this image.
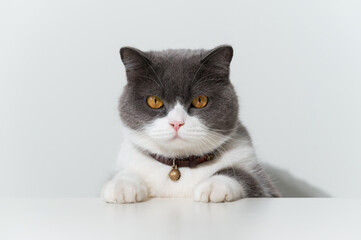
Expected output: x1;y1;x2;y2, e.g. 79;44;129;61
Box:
119;47;150;71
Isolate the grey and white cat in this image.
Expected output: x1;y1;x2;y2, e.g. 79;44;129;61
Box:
101;45;280;203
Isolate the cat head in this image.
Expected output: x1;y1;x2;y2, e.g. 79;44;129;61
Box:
118;45;239;157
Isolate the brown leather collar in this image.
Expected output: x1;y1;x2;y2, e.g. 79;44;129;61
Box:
149;153;216;168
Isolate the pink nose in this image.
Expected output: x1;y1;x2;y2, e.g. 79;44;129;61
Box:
169;121;184;131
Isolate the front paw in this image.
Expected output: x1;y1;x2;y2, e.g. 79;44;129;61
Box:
101;179;148;204
193;175;245;203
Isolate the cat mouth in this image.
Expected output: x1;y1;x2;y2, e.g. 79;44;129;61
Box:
170;134;185;141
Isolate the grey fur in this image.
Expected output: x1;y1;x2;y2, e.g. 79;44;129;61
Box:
215;168;265;197
119;45;238;135
215;166;280;197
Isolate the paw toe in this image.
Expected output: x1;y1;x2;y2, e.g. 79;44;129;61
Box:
193;175;244;203
101;179;147;204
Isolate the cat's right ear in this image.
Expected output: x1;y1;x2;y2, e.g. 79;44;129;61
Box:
120;47;150;72
201;45;233;73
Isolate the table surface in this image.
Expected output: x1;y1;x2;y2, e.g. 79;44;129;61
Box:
0;198;360;240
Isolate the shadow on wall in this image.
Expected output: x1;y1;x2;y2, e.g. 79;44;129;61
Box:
263;164;331;197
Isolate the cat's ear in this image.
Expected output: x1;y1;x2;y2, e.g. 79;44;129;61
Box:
201;45;233;71
120;47;150;71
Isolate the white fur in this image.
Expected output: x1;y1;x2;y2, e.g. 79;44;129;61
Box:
101;174;147;203
102;103;259;203
193;175;246;202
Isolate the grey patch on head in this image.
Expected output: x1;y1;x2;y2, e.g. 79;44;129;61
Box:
118;45;239;134
214;167;280;198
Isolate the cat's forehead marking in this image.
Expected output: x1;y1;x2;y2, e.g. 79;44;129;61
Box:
144;51;205;107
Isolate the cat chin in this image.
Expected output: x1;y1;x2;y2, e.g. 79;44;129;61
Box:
146;143;219;158
156;139;214;155
125;127;228;158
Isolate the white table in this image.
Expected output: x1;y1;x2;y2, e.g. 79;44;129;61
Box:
0;198;360;240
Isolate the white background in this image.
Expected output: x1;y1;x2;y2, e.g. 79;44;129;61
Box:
1;0;360;198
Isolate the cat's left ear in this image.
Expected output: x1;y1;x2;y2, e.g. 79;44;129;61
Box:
201;45;233;71
120;47;151;72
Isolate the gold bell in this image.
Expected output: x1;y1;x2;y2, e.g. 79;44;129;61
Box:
169;160;181;181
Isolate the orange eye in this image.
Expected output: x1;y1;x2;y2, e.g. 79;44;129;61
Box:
192;95;208;108
147;96;164;109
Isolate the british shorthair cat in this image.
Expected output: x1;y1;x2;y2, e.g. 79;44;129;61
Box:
101;45;279;203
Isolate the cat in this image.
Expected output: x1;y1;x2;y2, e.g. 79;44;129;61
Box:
101;45;280;203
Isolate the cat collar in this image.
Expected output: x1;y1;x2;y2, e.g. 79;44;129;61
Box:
149;153;215;181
